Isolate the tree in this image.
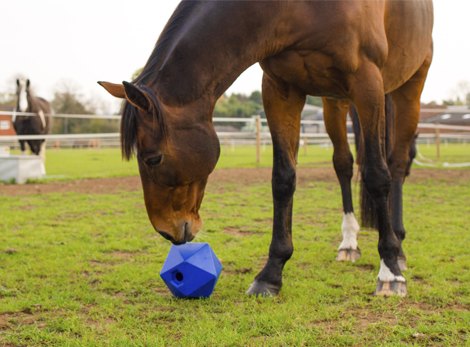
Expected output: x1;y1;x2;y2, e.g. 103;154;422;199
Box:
249;90;262;105
0;93;15;109
52;91;93;115
214;92;263;118
132;67;144;81
51;80;118;134
447;81;470;106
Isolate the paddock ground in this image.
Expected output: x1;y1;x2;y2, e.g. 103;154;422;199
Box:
0;148;469;346
1;165;469;196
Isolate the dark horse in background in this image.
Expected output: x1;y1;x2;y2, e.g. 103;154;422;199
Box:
14;78;51;159
100;0;433;297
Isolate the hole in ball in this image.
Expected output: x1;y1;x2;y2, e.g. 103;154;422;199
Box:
175;271;184;282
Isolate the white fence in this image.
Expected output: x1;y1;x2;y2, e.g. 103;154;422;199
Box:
1;111;470;161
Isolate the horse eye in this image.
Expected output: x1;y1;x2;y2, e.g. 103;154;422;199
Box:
145;155;163;167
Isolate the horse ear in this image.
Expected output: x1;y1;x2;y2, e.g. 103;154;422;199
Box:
16;79;20;87
98;81;126;99
122;81;151;112
26;79;30;88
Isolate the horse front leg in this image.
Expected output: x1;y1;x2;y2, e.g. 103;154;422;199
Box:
323;98;361;262
19;140;26;155
246;74;305;296
351;63;405;296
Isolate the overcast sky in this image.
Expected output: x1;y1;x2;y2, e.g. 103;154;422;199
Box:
0;0;468;113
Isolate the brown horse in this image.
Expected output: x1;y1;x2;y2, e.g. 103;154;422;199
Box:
14;78;51;158
100;0;433;297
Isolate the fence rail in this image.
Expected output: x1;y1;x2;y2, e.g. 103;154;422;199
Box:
1;112;469;162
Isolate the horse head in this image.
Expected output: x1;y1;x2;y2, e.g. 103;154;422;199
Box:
99;81;220;244
16;78;30;112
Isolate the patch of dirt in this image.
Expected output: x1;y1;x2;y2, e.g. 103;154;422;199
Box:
356;264;375;271
222;226;259;237
0;167;468;196
0;176;142;196
106;250;142;261
0;309;44;331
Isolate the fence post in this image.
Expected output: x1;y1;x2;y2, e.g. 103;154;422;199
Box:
255;115;261;165
435;123;440;160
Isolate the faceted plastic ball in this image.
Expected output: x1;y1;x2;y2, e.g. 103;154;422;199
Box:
160;242;222;298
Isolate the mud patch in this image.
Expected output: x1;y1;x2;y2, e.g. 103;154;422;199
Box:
2;168;467;197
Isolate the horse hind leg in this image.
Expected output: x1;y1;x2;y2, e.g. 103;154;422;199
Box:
389;57;432;273
351;62;406;297
323;98;361;262
29;140;41;156
394;133;417;272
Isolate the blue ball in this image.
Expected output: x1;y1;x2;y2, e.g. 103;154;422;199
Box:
160;243;222;298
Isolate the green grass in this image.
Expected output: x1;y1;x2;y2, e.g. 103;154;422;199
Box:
416;142;470;164
24;145;334;181
29;143;470;181
1;145;469;345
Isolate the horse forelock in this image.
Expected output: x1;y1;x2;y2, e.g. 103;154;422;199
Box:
120;89;166;161
121;102;138;160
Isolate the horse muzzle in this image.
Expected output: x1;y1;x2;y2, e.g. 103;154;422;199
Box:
157;221;196;245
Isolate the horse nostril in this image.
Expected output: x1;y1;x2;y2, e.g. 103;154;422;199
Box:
157;226;192;245
158;229;187;245
158;230;174;242
184;223;195;242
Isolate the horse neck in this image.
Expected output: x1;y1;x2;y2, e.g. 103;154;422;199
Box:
26;93;40;113
150;2;288;106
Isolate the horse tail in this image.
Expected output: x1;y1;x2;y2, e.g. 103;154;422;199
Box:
352;94;395;228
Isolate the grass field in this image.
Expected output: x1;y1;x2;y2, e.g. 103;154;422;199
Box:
25;142;470;181
0;145;469;346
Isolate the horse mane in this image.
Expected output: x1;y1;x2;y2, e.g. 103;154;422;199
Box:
120;85;166;160
134;1;202;86
121;1;200;160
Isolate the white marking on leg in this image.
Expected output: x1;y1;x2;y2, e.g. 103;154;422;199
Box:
38;110;46;129
40;142;46;161
338;212;360;250
378;259;406;282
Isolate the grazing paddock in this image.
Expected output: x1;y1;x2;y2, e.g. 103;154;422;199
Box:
0;147;469;345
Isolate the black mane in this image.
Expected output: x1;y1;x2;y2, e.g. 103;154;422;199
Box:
134;0;202;86
121;1;200;160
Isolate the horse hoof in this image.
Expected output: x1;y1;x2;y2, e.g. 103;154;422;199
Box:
246;280;280;297
374;280;407;297
398;257;407;271
336;248;361;262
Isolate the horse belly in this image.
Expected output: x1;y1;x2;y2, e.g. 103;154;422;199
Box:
261;50;352;99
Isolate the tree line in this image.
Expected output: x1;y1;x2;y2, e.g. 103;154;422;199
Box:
1;77;468;134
